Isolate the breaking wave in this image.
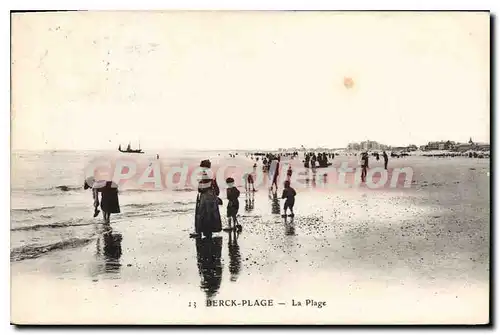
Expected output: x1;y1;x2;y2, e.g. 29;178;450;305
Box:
11;206;55;213
124;203;158;209
170;208;193;213
11;237;95;262
11;218;92;232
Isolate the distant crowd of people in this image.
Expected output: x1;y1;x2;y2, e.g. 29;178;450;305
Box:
303;152;333;168
422;151;489;158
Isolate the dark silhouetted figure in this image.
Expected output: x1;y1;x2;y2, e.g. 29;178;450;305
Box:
99;181;120;223
84;178;120;222
383;151;389;170
282;180;296;217
225;177;241;232
270;157;280;190
193;159;222;239
286;165;293;181
361;152;369;182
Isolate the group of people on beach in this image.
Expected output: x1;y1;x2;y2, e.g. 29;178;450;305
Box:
83;149;391;228
192;157;297;239
85;148;387;233
303;152;333;168
82;153;297;233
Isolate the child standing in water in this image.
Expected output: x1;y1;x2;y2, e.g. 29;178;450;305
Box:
225;177;241;232
281;180;296;217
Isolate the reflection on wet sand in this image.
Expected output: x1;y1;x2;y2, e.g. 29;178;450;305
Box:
91;224;123;277
245;191;255;213
228;231;241;282
284;217;296;236
303;170;322;188
195;236;223;298
270;189;280;215
102;229;123;273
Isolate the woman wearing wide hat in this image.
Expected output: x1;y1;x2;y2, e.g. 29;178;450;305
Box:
192;160;222;239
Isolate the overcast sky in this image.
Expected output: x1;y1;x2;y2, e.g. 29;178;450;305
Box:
11;11;490;151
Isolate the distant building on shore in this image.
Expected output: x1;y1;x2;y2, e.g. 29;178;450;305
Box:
425;140;456;151
347;142;361;151
422;138;489;152
348;140;388;151
453;138;490;152
348;138;489;153
361;140;381;151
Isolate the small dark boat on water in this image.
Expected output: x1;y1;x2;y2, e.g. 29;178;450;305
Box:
118;142;144;154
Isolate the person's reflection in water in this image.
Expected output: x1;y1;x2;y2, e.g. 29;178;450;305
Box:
195;236;223;299
270;189;280;215
305;169;311;187
227;231;241;282
245;191;255;213
102;225;122;273
284;216;296;236
93;224;123;276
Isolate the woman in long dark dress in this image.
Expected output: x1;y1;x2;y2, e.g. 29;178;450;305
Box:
99;181;120;223
84;177;120;223
193;160;222;239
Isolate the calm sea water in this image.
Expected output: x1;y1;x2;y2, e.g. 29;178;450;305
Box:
11;149;252;261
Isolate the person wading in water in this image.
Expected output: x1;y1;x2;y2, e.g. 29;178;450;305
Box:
270;156;280;191
84;177;120;223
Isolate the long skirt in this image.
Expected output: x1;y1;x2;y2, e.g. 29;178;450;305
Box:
100;183;121;214
195;191;222;235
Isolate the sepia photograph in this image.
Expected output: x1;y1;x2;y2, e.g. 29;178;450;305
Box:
10;10;490;325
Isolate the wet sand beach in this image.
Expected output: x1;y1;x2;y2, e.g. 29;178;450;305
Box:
11;154;490;324
10;10;491;326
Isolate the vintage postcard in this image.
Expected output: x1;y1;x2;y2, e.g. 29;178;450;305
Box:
10;11;490;325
